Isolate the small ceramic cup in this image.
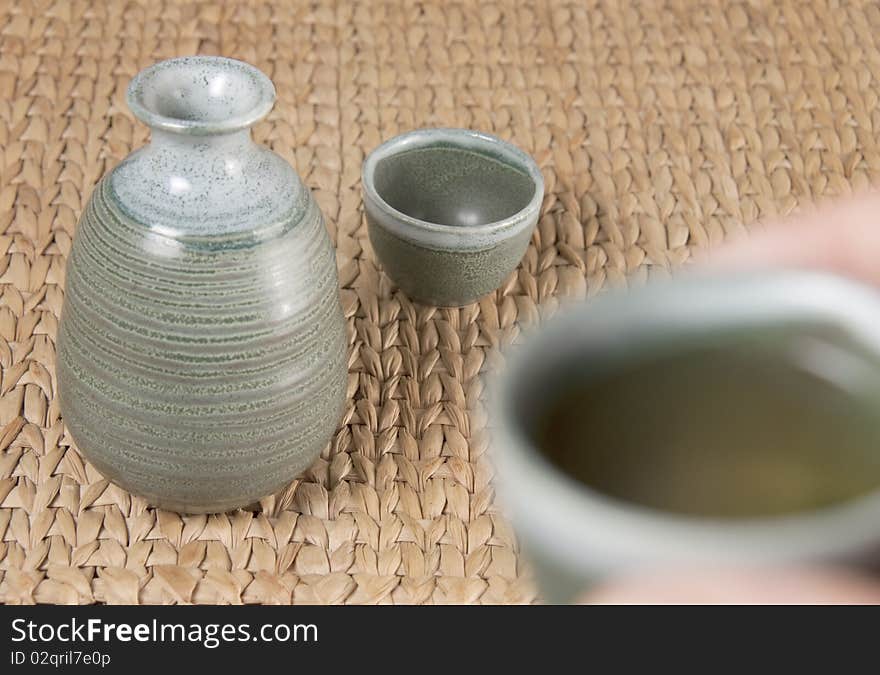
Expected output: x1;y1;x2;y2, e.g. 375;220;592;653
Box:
491;271;880;603
362;128;544;306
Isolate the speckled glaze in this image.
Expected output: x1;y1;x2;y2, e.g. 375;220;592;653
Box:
57;57;348;513
362;128;544;306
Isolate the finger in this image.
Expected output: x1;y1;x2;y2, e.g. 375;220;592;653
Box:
578;566;880;605
698;190;880;287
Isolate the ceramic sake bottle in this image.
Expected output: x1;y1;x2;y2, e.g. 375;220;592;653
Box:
56;56;348;513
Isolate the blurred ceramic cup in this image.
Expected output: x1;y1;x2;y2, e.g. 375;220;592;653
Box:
362;128;544;307
491;271;880;602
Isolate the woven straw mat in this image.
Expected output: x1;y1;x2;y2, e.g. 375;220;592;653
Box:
2;0;880;604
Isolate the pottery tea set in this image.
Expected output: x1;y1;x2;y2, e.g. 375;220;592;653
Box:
57;56;545;515
58;57;880;600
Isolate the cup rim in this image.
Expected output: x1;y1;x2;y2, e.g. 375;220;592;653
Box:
361;127;544;241
492;271;880;574
127;56;276;136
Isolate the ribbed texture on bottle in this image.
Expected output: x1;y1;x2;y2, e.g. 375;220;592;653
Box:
57;178;348;513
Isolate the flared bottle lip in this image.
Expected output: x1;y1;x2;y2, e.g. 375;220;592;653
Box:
126;56;276;136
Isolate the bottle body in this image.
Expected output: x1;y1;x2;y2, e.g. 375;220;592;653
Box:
56;57;348;513
58;174;347;513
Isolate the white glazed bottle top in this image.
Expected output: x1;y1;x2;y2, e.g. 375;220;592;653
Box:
109;56;304;239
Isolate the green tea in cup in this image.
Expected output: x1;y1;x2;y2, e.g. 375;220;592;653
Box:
534;342;880;518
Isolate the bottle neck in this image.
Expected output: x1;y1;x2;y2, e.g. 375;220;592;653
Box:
148;128;255;153
142;129;260;191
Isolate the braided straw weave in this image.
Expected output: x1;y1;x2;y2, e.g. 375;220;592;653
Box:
1;0;880;604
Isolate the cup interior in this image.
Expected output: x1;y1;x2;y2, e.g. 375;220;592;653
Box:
371;141;537;228
511;315;880;520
